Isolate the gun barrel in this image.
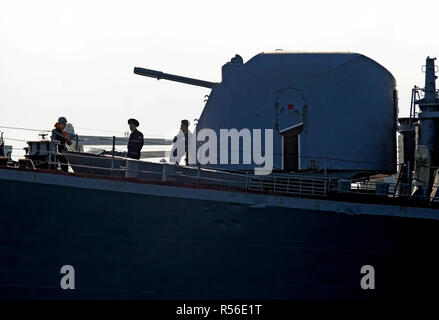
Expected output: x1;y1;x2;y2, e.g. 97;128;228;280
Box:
134;67;216;89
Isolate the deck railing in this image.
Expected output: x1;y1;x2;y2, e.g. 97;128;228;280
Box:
247;174;330;196
42;150;439;202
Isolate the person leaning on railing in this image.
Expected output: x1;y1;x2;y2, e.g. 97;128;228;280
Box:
51;116;72;172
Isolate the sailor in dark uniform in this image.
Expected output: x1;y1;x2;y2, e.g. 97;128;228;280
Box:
127;118;144;160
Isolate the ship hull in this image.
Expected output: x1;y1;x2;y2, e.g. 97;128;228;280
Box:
0;168;438;299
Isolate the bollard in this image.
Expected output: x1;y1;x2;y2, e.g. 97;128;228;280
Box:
125;159;140;178
162;163;177;182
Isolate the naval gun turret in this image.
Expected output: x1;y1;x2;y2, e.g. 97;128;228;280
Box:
134;52;397;178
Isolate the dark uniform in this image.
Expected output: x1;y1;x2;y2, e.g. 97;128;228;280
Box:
127;129;144;160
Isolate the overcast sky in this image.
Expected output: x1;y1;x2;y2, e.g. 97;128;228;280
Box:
1;0;438;152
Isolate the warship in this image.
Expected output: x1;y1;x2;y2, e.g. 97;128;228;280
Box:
0;52;438;300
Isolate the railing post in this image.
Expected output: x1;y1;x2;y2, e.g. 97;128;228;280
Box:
48;135;57;170
75;134;79;152
48;135;53;170
111;136;115;178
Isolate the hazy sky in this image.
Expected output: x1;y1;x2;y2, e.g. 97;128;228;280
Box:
1;0;438;152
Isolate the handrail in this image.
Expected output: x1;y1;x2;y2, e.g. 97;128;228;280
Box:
17;152;439;203
3;133;439;203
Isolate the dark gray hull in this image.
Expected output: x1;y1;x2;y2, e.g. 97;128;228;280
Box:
0;168;438;299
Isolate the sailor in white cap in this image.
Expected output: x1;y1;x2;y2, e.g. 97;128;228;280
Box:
170;119;192;165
